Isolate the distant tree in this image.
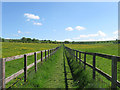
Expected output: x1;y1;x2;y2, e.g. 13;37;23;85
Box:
64;41;69;44
2;38;4;42
26;38;32;43
21;37;27;43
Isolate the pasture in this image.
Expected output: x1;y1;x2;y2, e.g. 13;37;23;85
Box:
65;43;120;87
2;42;59;58
1;42;59;88
1;43;120;88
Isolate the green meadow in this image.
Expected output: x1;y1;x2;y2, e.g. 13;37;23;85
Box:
2;42;120;88
9;45;103;88
65;43;120;88
2;42;59;84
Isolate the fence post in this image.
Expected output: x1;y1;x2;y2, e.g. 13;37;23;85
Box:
111;56;117;88
0;58;5;89
34;52;37;72
51;49;52;55
93;53;96;79
50;49;51;56
76;50;78;62
45;50;46;61
24;54;27;82
84;52;86;70
79;52;81;64
48;50;49;59
41;51;43;62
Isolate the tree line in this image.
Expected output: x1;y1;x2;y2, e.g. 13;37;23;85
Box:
0;37;119;44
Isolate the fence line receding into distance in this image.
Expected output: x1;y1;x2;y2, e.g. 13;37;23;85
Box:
64;46;120;88
0;46;60;89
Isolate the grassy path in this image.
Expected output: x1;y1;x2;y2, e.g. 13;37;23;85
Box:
42;46;65;88
12;46;73;88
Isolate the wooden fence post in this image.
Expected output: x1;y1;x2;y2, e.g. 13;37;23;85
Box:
24;54;27;82
48;50;49;59
76;50;78;62
45;50;46;61
111;56;117;88
34;52;37;72
0;58;5;89
50;50;51;56
51;49;52;55
41;51;43;62
84;53;86;70
93;53;96;79
79;52;81;64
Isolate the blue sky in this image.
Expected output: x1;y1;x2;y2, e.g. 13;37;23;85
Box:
2;2;118;41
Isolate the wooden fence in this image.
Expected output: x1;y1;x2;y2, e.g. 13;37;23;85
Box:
64;46;120;88
0;46;60;89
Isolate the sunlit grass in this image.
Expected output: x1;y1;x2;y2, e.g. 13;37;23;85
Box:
65;43;120;88
2;42;59;58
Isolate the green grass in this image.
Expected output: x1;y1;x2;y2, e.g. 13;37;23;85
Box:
3;43;120;88
8;45;108;88
65;43;118;55
65;43;120;88
2;42;59;58
10;46;65;88
2;42;59;87
64;47;110;88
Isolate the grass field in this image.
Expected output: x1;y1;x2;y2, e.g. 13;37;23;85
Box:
65;43;118;56
9;46;67;88
2;43;120;88
2;42;59;58
2;42;59;84
10;45;102;88
65;43;120;88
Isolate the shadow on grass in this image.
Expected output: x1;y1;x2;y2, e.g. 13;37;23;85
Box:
64;50;101;89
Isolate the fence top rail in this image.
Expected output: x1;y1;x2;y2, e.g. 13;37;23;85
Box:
65;46;120;62
2;47;58;62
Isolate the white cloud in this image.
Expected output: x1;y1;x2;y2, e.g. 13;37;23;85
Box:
18;30;21;34
72;37;116;41
73;30;106;40
64;38;72;41
5;38;10;39
113;30;118;35
24;13;40;20
75;26;86;30
33;22;42;26
65;27;73;31
98;31;106;37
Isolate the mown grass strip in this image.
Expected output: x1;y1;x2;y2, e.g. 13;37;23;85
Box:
9;46;66;88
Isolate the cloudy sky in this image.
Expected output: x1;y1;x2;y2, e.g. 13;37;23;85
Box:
2;2;118;41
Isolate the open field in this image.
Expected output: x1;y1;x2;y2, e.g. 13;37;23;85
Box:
12;46;66;88
2;42;59;83
1;43;120;88
10;45;102;88
2;42;59;58
65;43;118;56
65;43;120;88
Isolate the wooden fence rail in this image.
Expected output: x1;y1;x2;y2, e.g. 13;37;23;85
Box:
0;46;60;89
64;46;120;88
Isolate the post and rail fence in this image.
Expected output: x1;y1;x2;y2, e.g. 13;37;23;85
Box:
0;46;60;89
64;46;120;88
